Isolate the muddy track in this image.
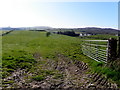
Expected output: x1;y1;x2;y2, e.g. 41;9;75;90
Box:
2;53;118;89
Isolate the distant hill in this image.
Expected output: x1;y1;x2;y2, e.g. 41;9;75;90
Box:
76;27;119;35
0;26;119;35
53;27;119;35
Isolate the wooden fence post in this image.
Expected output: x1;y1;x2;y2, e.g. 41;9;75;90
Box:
107;38;117;62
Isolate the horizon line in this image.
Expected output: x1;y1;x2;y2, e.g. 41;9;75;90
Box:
0;26;118;29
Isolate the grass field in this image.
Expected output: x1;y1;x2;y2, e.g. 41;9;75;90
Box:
2;30;120;87
2;30;83;77
0;30;10;35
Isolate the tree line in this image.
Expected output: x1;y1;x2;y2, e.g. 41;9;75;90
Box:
56;31;79;37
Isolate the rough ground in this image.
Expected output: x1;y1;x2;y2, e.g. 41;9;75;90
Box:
2;53;118;89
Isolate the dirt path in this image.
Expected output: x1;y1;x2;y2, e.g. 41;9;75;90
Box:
2;53;118;89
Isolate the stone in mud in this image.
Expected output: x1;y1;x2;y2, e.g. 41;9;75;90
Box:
87;83;96;88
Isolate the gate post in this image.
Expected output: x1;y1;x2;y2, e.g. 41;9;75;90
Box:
118;30;120;57
107;38;117;63
118;37;120;57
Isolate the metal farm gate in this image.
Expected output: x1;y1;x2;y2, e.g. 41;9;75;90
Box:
82;40;108;63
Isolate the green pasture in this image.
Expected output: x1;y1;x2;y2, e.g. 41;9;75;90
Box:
2;31;120;87
0;30;10;34
2;30;83;78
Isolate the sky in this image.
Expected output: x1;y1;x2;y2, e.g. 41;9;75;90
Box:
0;0;119;29
119;1;120;30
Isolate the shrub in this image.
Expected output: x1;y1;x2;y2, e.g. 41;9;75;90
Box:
46;32;51;37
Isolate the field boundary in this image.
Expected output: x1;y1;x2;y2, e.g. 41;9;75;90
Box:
1;30;13;36
81;40;108;63
82;38;120;63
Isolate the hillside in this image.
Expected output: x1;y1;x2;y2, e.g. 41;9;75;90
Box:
53;27;119;35
1;27;119;35
2;31;119;89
